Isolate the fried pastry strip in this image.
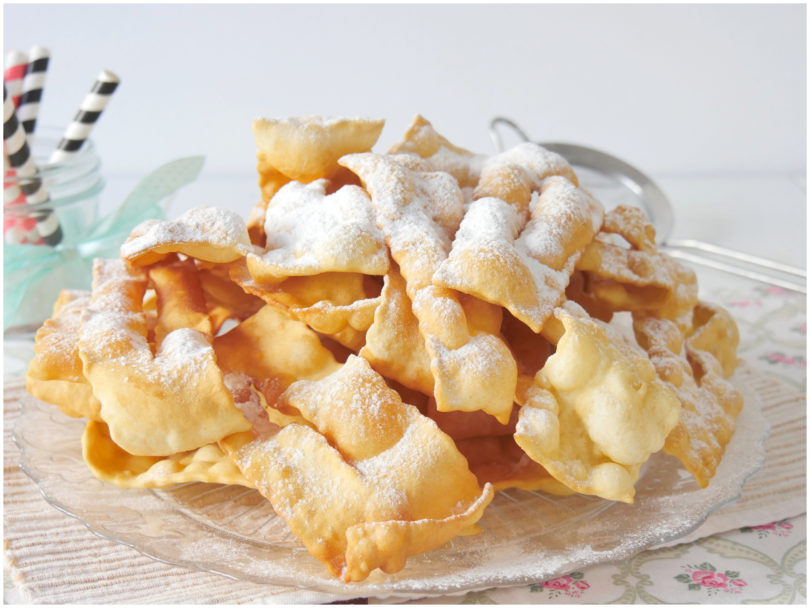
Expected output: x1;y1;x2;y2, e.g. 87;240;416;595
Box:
196;263;265;333
78;259;250;456
82;419;252;489
515;302;681;502
220;355;493;581
576;205;698;329
246;179;389;283
387;114;484;188
26;290;101;420
340;152;517;423
213;303;341;407
633;302;743;486
249;115;385;244
435;175;603;333
120;206;257;266
359;266;435;394
455;434;573;494
231;260;381;351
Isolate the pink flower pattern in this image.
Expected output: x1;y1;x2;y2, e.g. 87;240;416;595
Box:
742;519;794;538
761;351;806;368
728;298;762;308
675;563;747;595
531;572;590;598
544;575;572;591
692;570;729;588
755;285;790;297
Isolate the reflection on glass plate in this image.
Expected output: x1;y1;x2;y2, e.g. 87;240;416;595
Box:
15;369;767;598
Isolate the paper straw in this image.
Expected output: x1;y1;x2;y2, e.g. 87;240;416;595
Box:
4;50;28;107
2;86;45;200
4;153;25;206
3;218;25;244
3;153;41;244
4;153;44;245
5;47;50;243
18;46;50;135
3;85;62;246
4;212;43;245
49;69;119;164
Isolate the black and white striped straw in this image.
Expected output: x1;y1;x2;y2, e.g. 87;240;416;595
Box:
3;85;62;246
49;69;119;164
17;46;50;136
4;50;28;107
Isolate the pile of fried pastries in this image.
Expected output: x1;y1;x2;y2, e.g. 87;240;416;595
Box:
26;114;743;583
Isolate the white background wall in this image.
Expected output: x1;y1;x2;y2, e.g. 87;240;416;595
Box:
4;3;806;184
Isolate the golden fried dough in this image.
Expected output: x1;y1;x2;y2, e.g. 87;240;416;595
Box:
26;290;101;420
634;304;743;486
455;434;573;494
340;152;517;423
233;260;381;351
121;206;257;266
474;142;580;201
247;179;389;282
213;303;341;404
221;355;493;581
435;176;603;332
78;259;250;456
27;113;745;583
388;114;483;188
148;256;212;346
576;205;698;329
253;115;384;186
83;419;252;489
359;267;435;394
515;302;681;502
196;264;265;333
687;301;740;377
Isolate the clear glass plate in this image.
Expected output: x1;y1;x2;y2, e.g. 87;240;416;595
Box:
14;369;767;599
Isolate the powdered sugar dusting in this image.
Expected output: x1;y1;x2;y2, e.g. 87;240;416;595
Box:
120;206;256;261
341;151;518;421
340;152;464;289
151;328;212;383
435;177;604;332
80;260;232;399
401;147;487;189
32;291;92;365
256;179;388;277
282;355;410;461
227;355;487;570
518;177;604;270
482;142;578;189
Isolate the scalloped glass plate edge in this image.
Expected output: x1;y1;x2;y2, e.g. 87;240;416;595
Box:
13;363;768;599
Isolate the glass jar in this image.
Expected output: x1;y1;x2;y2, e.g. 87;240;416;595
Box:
4;129;105;334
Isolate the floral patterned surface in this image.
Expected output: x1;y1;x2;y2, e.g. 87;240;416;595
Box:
720;284;806;394
401;516;805;604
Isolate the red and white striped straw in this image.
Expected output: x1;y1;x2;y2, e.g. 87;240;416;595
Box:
18;46;50;136
4;51;33;243
3;85;61;246
3;152;24;207
49;69;119;164
4;50;28;108
3;152;42;244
